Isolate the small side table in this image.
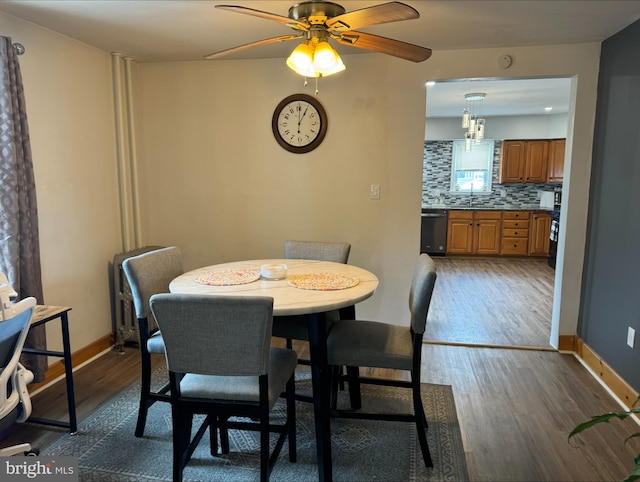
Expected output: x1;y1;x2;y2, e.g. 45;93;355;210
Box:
22;305;77;434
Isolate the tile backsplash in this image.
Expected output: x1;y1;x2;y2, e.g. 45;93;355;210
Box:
422;140;558;208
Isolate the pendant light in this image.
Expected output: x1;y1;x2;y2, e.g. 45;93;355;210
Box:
462;93;486;150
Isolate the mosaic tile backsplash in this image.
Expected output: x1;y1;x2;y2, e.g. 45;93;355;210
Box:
422;140;559;208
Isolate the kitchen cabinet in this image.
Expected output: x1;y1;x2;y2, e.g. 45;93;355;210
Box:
447;210;501;255
501;211;530;255
548;139;566;183
499;140;549;184
529;211;552;256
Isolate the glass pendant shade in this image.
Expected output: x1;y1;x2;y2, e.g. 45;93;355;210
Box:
476;119;485;141
462;109;470;128
286;42;315;76
464;132;472;151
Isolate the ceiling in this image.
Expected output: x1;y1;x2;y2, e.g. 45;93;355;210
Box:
2;0;639;117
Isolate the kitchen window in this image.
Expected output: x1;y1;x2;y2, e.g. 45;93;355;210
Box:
450;139;494;193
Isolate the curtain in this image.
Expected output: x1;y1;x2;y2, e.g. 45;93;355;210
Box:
0;36;47;382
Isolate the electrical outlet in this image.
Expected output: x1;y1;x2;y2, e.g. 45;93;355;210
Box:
370;184;380;200
628;327;636;348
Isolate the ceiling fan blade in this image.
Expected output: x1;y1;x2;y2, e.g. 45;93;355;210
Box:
326;1;418;32
215;5;309;30
336;31;432;62
205;35;301;60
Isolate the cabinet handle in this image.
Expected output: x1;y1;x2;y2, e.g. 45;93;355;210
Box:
515;231;518;235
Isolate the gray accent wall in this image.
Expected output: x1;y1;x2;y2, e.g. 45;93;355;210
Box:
579;19;640;390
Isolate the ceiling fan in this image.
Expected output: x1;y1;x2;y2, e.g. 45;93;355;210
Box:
205;1;432;77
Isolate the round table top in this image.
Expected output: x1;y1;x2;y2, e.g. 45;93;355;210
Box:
169;259;379;316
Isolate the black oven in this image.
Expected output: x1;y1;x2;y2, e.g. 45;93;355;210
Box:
548;210;560;269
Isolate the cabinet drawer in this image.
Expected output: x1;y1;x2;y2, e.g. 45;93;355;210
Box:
448;210;473;220
503;228;529;238
475;211;502;220
503;220;530;230
501;238;529;255
503;211;530;220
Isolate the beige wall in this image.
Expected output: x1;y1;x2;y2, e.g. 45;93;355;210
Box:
134;44;601;340
0;9;601;360
0;12;120;354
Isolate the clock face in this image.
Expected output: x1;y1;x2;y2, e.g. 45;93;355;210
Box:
272;94;328;153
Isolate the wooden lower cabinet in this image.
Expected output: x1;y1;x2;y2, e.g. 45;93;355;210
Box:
501;211;530;256
529;212;552;256
447;211;501;255
446;209;552;257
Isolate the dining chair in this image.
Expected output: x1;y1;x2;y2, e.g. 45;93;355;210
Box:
326;253;437;468
121;246;184;438
149;293;297;482
273;240;352;401
273;239;352;344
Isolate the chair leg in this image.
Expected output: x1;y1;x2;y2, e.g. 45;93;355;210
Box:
286;375;297;463
135;349;152;437
260;414;270;482
219;416;230;454
172;408;194;482
412;380;433;468
345;366;362;410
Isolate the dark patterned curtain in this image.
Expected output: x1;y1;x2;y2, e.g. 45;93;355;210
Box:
0;37;47;381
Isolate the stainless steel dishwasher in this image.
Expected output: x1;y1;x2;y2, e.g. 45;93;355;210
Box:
420;209;448;255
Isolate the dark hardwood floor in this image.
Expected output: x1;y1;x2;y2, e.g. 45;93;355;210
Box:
2;257;637;481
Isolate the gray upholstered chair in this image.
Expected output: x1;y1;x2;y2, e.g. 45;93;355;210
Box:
121;246;184;438
326;253;437;468
273;240;352;345
149;293;297;482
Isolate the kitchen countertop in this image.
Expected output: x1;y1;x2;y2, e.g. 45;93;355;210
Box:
422;204;554;211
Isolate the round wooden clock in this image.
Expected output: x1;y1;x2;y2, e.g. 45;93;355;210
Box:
272;94;328;153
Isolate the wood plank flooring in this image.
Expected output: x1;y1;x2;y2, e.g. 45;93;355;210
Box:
2;257;636;481
3;345;637;482
426;257;555;348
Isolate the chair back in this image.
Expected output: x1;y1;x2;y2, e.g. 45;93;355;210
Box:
0;296;36;421
284;240;350;264
122;247;184;320
150;293;274;377
408;254;437;335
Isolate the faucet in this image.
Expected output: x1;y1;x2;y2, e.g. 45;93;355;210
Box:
469;184;473;207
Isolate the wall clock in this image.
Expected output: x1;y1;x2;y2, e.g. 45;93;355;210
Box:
272;94;328;153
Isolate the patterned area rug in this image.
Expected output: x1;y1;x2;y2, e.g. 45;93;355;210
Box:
43;368;468;481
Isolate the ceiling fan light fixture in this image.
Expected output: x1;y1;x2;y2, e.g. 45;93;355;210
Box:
286;38;345;78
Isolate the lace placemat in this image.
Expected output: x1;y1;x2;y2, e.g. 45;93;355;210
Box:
287;273;359;291
194;269;261;286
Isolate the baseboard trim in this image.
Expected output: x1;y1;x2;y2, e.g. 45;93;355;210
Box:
575;337;639;408
27;334;115;393
558;334;577;352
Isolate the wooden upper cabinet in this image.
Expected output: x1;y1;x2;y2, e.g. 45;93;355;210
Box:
499;140;526;183
499;140;549;184
524;140;549;183
548;139;566;183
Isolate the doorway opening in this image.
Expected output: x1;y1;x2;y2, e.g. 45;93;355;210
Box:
422;76;573;350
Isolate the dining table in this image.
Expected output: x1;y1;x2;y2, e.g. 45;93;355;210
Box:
169;258;379;482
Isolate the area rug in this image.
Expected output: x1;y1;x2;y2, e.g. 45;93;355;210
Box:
43;367;468;481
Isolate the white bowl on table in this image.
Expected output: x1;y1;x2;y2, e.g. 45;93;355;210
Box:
260;263;288;280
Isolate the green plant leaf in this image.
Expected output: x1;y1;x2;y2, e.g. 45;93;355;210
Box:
625;434;640;446
621;461;640;482
568;412;631;439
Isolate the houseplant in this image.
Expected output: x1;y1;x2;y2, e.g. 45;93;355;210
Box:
569;397;640;482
